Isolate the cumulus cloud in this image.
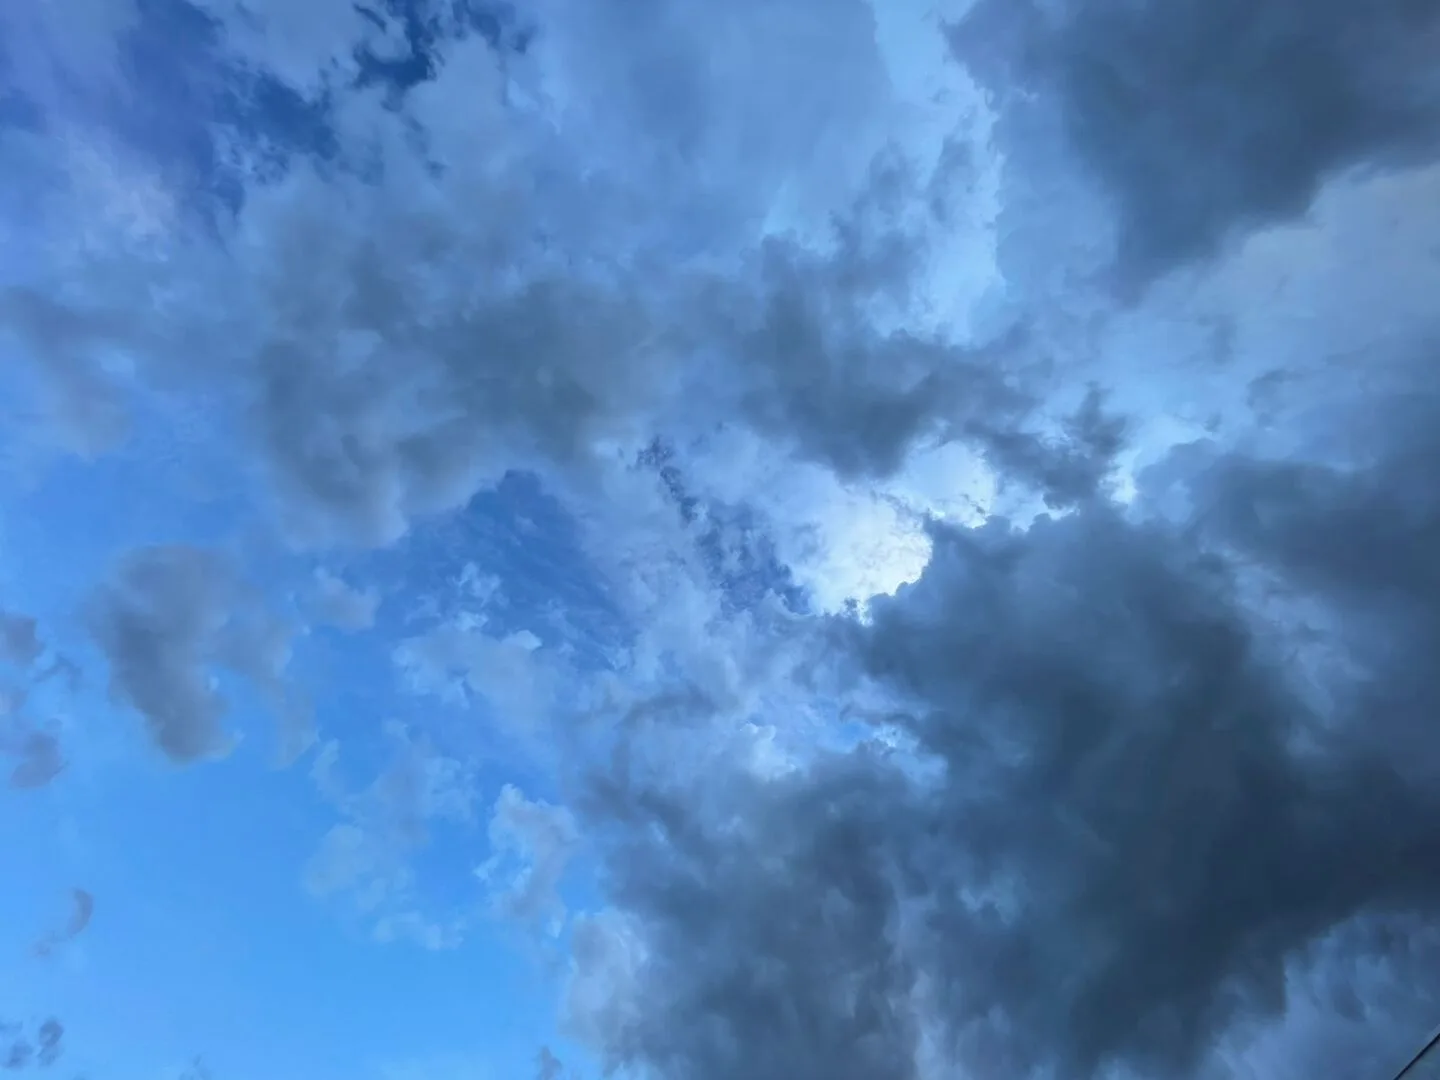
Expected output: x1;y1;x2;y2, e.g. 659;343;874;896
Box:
553;157;1440;1080
951;0;1440;284
0;0;1047;559
86;544;308;763
476;784;577;932
308;569;380;631
304;726;479;948
566;461;1440;1079
395;620;555;735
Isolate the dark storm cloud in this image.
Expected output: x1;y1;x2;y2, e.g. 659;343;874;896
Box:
721;242;1033;481
573;752;925;1080
861;507;1440;1077
1184;394;1440;775
685;148;1054;489
950;0;1440;281
570;378;1440;1079
969;385;1129;509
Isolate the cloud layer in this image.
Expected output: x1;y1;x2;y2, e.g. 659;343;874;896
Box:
4;0;1440;1077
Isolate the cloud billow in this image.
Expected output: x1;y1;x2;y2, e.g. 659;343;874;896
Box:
569;460;1440;1078
951;0;1440;284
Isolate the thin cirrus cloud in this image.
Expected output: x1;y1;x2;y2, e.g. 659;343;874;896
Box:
0;0;1438;1078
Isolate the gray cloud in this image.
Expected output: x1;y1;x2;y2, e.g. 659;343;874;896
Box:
0;1018;63;1071
0;685;65;789
11;5;1440;1078
535;1046;564;1080
861;508;1440;1077
950;0;1440;283
33;887;94;958
0;608;42;668
0;2;1035;551
571;753;925;1080
565;371;1440;1079
708;237;1033;482
86;544;308;763
308;569;380;631
6;727;65;790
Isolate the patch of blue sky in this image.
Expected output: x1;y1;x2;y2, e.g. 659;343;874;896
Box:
0;400;246;616
99;0;533;227
391;471;629;659
353;0;532;103
639;439;812;617
3;753;559;1080
0;433;591;1079
0;536;572;1080
2;0;531;241
36;0;333;227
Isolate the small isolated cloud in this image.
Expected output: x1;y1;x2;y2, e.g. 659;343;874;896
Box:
0;687;65;789
304;726;479;949
0;1018;63;1071
5;727;65;790
308;569;380;631
33;887;94;958
0;609;42;668
395;622;553;730
534;1045;564;1080
477;785;577;934
85;544;309;764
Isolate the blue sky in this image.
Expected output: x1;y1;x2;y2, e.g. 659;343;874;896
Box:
2;1;1440;1079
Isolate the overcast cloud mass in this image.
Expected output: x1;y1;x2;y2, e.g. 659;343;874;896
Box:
2;0;1440;1078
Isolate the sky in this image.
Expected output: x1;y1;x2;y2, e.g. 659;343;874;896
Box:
0;0;1439;1078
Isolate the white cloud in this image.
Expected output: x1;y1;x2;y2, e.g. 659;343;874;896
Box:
304;726;481;948
395;621;555;732
476;785;578;934
309;569;380;632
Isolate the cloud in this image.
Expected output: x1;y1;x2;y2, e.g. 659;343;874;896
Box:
563;345;1440;1079
308;569;380;631
0;608;42;668
5;727;65;790
0;687;66;790
950;0;1440;283
85;544;309;764
476;784;577;932
534;1046;564;1080
0;0;1045;559
33;887;95;958
395;621;555;733
0;1018;63;1071
304;726;480;948
566;753;924;1080
9;5;1440;1079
